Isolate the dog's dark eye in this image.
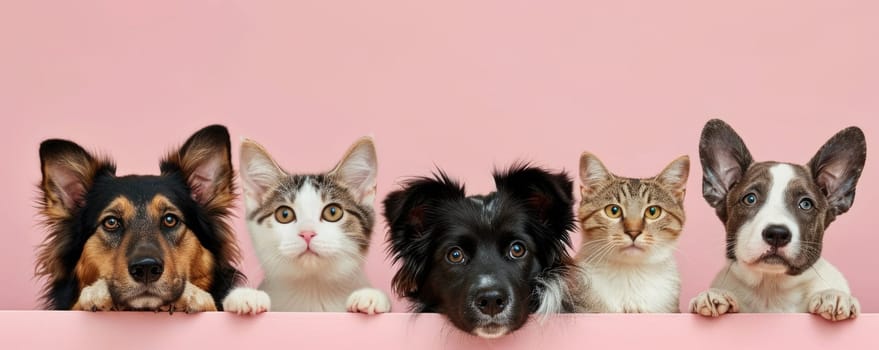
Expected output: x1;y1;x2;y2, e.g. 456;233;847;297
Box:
742;193;758;206
446;247;466;264
322;204;344;222
102;216;121;231
162;214;179;228
604;205;622;218
509;241;527;259
798;198;814;211
275;206;296;224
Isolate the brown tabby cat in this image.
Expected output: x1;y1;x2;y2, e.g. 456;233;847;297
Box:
570;152;689;313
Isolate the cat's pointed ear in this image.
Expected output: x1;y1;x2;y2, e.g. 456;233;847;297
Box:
494;164;575;239
161;125;234;208
40;139;115;217
383;171;465;297
330;137;378;206
239;138;286;204
699;119;753;215
579;152;613;198
808;126;866;217
656;155;690;203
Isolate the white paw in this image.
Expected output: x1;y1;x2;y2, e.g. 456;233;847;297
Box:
160;282;217;313
222;287;271;315
689;288;739;317
346;288;391;315
75;279;115;311
808;290;859;322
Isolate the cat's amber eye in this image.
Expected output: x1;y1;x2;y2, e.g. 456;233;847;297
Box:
447;247;466;264
322;204;344;222
102;216;121;231
509;241;527;259
162;214;179;228
275;206;296;224
645;206;662;219
604;205;622;218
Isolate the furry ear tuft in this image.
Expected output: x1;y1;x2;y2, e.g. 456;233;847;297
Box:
383;171;465;300
161;125;235;208
578;152;613;198
330;137;378;206
239;139;286;205
655;155;690;204
39;140;115;215
494;163;576;243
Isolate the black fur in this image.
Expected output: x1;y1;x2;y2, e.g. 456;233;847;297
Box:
384;164;575;337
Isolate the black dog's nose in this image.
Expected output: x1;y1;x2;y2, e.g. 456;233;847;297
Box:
129;258;164;284
762;225;792;247
475;290;509;316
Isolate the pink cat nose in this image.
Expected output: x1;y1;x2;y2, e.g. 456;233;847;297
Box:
299;231;317;243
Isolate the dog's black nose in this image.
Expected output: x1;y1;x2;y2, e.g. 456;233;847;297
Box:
129;258;164;284
762;225;792;247
475;290;509;316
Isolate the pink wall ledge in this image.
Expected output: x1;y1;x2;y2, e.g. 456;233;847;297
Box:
0;312;874;349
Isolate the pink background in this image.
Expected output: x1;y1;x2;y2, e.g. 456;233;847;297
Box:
1;1;877;315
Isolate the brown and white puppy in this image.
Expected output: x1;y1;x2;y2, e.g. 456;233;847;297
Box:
690;119;866;321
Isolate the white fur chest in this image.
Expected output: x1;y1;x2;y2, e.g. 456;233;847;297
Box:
580;261;681;313
260;273;369;312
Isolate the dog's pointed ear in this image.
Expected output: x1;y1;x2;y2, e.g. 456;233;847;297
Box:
494;164;575;239
161;125;234;207
40;140;115;217
329;137;378;206
699;119;753;219
655;155;690;204
579;152;613;198
383;172;465;297
239;138;286;205
808;126;867;217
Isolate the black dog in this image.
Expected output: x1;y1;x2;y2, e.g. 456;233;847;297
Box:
384;164;575;338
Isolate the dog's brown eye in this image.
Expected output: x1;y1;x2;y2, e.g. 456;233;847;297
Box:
604;205;622;218
102;217;121;231
275;206;296;224
322;204;344;222
162;214;179;228
799;198;814;211
509;242;527;259
645;206;662;219
446;247;466;264
743;193;758;206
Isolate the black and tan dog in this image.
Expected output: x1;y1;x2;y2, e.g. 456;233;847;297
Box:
36;125;243;312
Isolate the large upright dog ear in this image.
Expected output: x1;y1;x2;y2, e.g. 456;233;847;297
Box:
579;152;613;198
808;126;867;217
494;164;576;239
699;119;753;219
329;137;378;206
161;125;234;208
655;155;690;204
239;139;287;205
383;172;465;298
39;139;115;218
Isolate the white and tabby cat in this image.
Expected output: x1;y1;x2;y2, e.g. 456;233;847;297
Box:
570;152;689;313
223;137;391;314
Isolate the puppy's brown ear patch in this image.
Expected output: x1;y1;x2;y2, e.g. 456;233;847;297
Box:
808;126;867;216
